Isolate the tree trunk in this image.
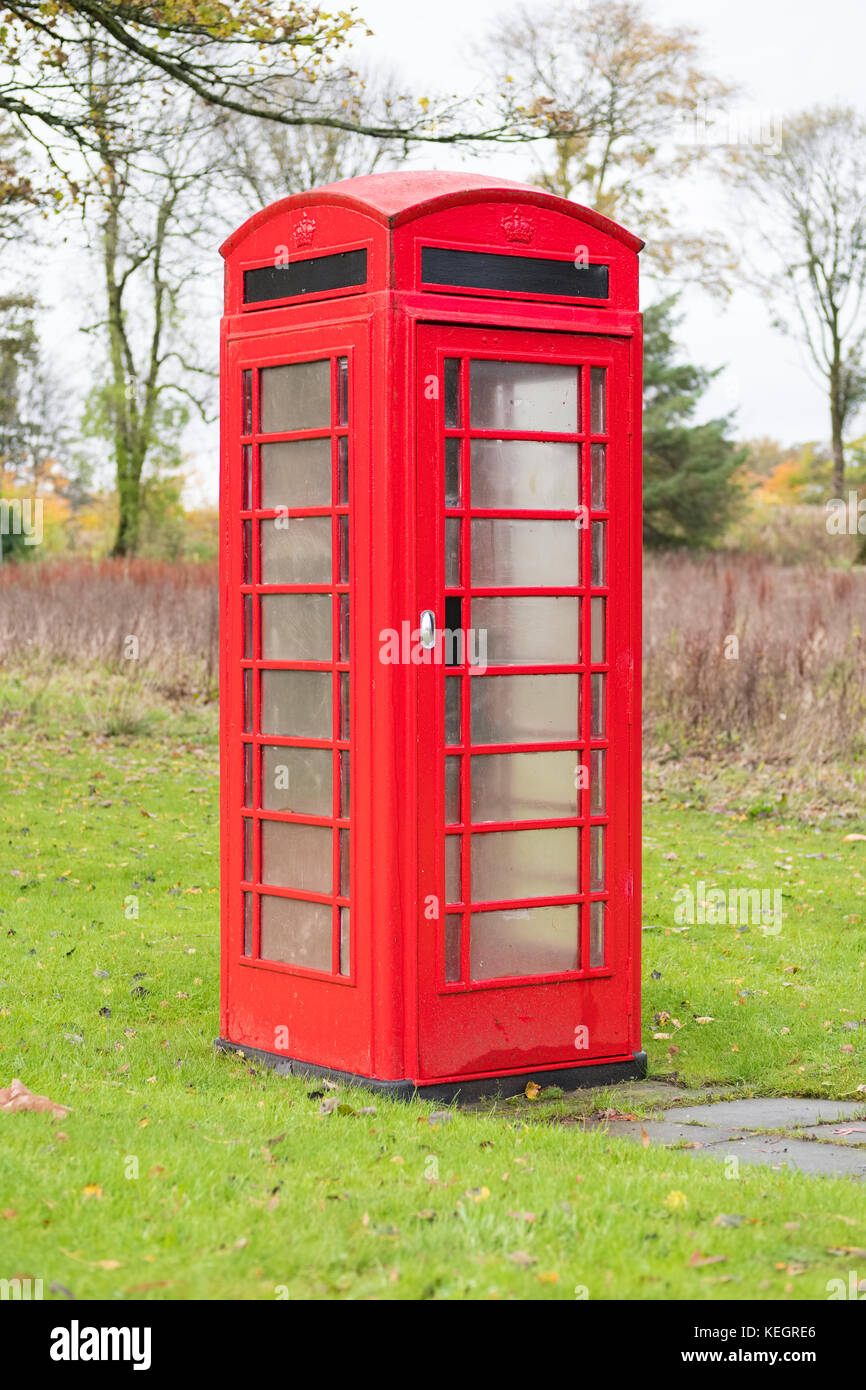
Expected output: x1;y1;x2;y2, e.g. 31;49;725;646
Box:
829;360;845;498
111;469;141;557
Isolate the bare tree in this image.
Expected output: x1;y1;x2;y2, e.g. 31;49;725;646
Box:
0;0;523;157
729;106;866;496
56;36;230;555
217;66;416;207
479;0;734;286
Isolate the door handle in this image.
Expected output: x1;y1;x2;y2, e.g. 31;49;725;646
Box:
419;609;436;649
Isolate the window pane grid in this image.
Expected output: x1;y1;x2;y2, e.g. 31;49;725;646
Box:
238;354;351;978
442;355;615;988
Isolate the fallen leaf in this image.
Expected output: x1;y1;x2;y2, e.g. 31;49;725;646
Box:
689;1252;727;1268
81;1184;102;1200
0;1078;71;1118
640;1126;651;1149
524;1082;541;1100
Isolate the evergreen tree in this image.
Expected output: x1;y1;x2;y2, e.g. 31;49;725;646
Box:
643;296;746;547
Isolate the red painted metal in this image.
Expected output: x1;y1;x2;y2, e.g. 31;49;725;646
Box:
219;170;643;1090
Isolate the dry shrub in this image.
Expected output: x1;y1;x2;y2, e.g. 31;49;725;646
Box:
644;552;866;763
0;557;218;700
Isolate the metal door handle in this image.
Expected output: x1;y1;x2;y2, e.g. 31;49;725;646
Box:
419;609;436;649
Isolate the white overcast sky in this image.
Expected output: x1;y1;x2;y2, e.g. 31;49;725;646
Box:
38;0;866;503
350;0;866;452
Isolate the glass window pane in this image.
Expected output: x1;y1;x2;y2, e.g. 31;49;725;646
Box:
445;675;462;744
445;755;461;824
471;440;579;511
590;824;605;891
339;828;350;898
445;913;462;983
261;594;331;661
339;671;350;741
243;891;253;955
590;596;605;664
470;905;579;980
470;361;578;433
471;751;579;823
243;668;252;733
445;437;461;505
261;437;331;509
243;817;253;882
242;445;253;509
339;515;349;583
590;748;606;815
261;516;331;586
445;834;462;903
471;673;579;744
471;826;579;902
590;367;606;433
261;669;331;739
260;359;330;434
590;672;606;738
242;520;253;584
445;518;461;587
471;519;579;588
243;743;252;808
242;370;253;435
260;894;332;972
261;819;332;894
339;906;350;975
591;443;606;510
243;594;253;659
473;597;580;666
590;900;606;968
340;594;350;661
340;751;350;817
591;522;606;587
337;357;348;427
444;358;461;429
261;745;332;816
338;435;349;505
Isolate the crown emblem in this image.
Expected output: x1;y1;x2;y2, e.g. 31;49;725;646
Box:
501;210;534;244
293;214;317;249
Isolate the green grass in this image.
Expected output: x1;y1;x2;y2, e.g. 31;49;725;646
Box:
642;803;866;1095
0;679;865;1301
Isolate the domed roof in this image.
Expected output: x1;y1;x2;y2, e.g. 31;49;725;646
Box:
221;168;643;256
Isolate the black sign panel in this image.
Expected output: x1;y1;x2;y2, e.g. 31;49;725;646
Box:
244;249;368;304
421;246;609;300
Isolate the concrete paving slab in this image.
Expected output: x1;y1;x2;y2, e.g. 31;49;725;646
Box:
714;1134;866;1179
659;1098;866;1129
599;1121;866;1178
793;1124;866;1147
589;1117;739;1147
594;1117;866;1173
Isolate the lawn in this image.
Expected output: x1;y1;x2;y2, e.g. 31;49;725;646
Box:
0;675;865;1301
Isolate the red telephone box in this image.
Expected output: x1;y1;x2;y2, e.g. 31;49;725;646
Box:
217;171;645;1099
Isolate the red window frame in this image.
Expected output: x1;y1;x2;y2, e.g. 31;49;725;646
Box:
415;323;636;1081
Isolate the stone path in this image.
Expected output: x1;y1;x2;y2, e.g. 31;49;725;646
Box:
580;1085;866;1178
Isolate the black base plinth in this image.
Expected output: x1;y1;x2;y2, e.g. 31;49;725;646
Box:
215;1038;648;1103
